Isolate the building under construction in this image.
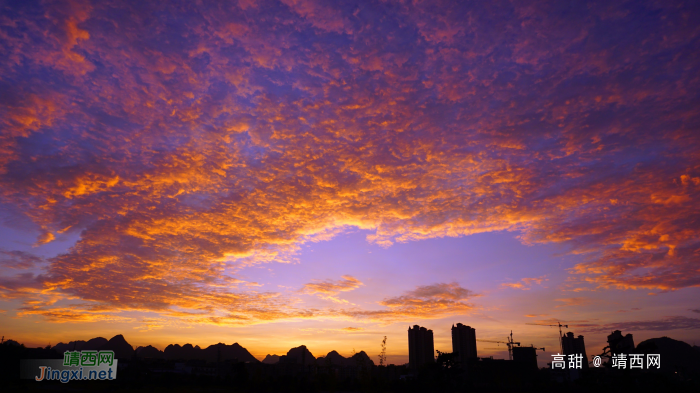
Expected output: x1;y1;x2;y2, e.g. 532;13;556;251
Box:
512;346;539;370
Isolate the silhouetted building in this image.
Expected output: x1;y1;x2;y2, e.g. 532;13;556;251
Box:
512;346;538;370
607;330;634;355
408;325;434;369
562;332;589;369
451;323;477;364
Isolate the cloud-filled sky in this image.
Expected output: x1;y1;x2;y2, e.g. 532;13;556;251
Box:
1;0;699;365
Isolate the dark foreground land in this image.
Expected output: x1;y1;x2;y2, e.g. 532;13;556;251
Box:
2;337;699;393
1;369;698;393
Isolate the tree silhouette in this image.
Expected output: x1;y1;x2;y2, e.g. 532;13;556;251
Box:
378;336;387;366
435;350;458;369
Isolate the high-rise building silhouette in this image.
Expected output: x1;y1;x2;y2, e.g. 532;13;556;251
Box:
451;323;477;364
607;330;634;355
408;325;434;369
512;346;538;370
561;332;588;369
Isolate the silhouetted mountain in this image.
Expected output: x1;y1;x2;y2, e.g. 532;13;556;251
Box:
2;340;21;347
262;354;280;364
350;350;375;367
53;337;108;353
164;343;200;360
162;342;258;363
136;345;164;359
85;337;109;350
279;345;316;365
182;343;200;359
636;337;700;376
203;342;258;363
318;350;348;366
164;344;182;359
98;334;134;360
53;340;85;353
316;350;375;367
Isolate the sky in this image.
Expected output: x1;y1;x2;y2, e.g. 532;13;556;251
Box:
1;0;699;367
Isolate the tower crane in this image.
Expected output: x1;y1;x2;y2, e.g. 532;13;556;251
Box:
477;331;521;360
525;321;568;353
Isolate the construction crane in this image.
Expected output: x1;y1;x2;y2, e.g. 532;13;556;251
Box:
522;345;546;355
477;331;521;360
526;321;568;353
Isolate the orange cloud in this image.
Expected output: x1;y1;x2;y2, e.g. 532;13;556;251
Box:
342;282;477;323
554;297;596;308
0;0;699;326
502;276;548;290
300;275;364;303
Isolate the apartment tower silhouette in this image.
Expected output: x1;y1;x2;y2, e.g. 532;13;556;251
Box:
561;332;589;369
408;325;434;369
451;323;477;364
606;330;634;355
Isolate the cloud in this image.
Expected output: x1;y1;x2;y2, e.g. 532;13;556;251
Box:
502;276;548;290
342;282;477;323
580;316;700;333
0;0;699;324
403;282;476;301
555;297;597;308
0;272;47;300
34;231;55;246
300;275;364;303
0;249;43;269
279;0;351;34
16;305;135;323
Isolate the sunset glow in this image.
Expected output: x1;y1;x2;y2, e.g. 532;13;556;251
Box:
1;0;699;366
